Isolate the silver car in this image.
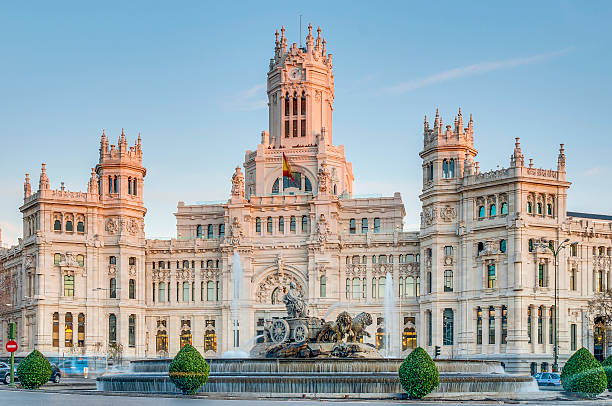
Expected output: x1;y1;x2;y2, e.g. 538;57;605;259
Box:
534;372;562;386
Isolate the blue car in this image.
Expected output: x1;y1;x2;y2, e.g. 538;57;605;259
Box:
533;372;561;386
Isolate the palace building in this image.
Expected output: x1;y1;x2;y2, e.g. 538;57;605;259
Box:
1;25;611;374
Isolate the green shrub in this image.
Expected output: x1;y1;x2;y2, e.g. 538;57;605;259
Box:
601;354;612;391
16;350;52;389
561;347;607;396
168;344;209;395
398;346;439;399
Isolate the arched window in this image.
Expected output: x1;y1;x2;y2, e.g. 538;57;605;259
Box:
207;224;214;239
255;217;261;233
206;259;214;268
442;159;449;178
489;204;496;216
349;218;356;234
501;202;508;215
158;261;165;269
182;260;189;269
65;312;73;347
196;225;203;238
537;203;542;215
109;314;117;344
300;91;306;115
527;202;533;213
444;270;453;292
443;308;454;345
284;93;290;117
109;278;117;298
378;276;386;298
128;177;132;194
488;306;495;344
183;282;190;302
372;255;377;264
406;276;415;297
77;313;85;347
292;91;298;116
52;312;59;347
108;176;112;193
156;330;168;353
449;158;455;178
478;206;485;218
487;264;496;288
476;307;483;345
361;218;368;233
500;239;507;253
272;178;280;194
129;279;136;299
372;277;377;298
207;281;215;301
402;318;417;351
278;217;284;232
158;282;166;302
217;224;224;238
54;219;62;231
267;217;273;233
302;215;308;232
290;216;296;232
320;275;326;297
547;204;553;216
304;176;312;192
427;271;432;293
352;278;361;299
113;176;118;194
374;217;381;233
54;253;61;265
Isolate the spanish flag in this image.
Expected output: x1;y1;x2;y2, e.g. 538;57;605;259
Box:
282;153;297;187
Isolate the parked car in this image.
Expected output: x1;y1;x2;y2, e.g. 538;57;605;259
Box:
50;363;61;383
534;372;561;386
0;365;17;385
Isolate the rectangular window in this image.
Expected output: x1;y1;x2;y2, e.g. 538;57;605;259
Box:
129;279;136;299
489;308;495;344
293;120;297;137
284;121;290;138
374;218;380;233
128;315;136;348
349;219;356;234
427;311;432;346
64;275;74;297
300;119;306;137
527;308;532;343
443;309;454;345
476;309;482;345
538;264;545;287
444;270;453;292
487;265;496;288
571;323;577;351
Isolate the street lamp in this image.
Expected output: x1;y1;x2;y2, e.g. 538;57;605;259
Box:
536;237;577;372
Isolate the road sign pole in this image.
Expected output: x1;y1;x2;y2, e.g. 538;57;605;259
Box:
8;322;16;387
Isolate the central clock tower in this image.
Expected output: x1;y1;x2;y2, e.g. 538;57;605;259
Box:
267;24;334;148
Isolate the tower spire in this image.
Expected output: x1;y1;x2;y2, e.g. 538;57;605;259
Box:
510;137;524;167
24;173;31;198
457;107;463;134
306;23;314;52
557;143;566;172
39;163;49;190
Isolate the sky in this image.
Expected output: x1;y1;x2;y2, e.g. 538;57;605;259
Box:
1;1;611;246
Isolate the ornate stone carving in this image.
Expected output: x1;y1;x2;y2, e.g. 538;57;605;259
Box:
439;205;457;222
317;163;331;194
128;265;137;276
231;167;245;199
202;267;220;280
256;273;304;304
479;240;499;257
315;214;330;243
25;255;35;270
108;264;117;275
105;218;118;234
229;217;244;245
126;218;140;235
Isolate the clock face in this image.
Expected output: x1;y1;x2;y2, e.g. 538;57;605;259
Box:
288;67;301;81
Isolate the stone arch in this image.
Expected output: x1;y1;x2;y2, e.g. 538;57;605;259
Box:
254;265;307;305
264;164;317;195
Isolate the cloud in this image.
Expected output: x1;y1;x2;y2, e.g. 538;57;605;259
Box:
387;48;573;94
229;83;267;111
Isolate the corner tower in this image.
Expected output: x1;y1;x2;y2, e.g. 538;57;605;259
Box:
267;24;334;148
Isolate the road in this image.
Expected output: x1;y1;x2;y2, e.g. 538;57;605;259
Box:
1;390;612;406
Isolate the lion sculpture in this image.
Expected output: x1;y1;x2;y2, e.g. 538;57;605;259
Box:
316;311;353;342
346;312;373;342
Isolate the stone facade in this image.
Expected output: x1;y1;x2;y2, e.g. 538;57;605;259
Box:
1;25;611;374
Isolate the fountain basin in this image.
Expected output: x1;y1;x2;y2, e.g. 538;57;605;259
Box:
97;358;537;396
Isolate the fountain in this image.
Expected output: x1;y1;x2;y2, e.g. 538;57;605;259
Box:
97;281;540;398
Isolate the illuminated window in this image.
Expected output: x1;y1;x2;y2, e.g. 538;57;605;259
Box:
488;306;495;344
476;307;482;345
52;312;59;347
65;312;73;347
487;265;496;288
156;330;168;353
64;275;74;297
54;253;61;265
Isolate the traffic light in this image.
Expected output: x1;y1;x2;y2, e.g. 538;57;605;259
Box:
434;345;440;358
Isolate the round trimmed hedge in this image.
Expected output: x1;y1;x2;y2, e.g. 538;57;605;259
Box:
600;354;612;391
561;347;607;396
398;346;439;399
168;344;210;395
16;350;52;389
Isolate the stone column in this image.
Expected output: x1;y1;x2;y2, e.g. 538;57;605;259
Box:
542;306;549;354
59;312;65;354
495;305;502;354
482;307;488;355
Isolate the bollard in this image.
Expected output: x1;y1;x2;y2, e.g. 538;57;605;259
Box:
84;367;88;379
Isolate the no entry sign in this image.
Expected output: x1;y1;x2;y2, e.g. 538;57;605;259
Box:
5;340;17;353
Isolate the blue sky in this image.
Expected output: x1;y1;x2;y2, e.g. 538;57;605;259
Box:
1;1;611;245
